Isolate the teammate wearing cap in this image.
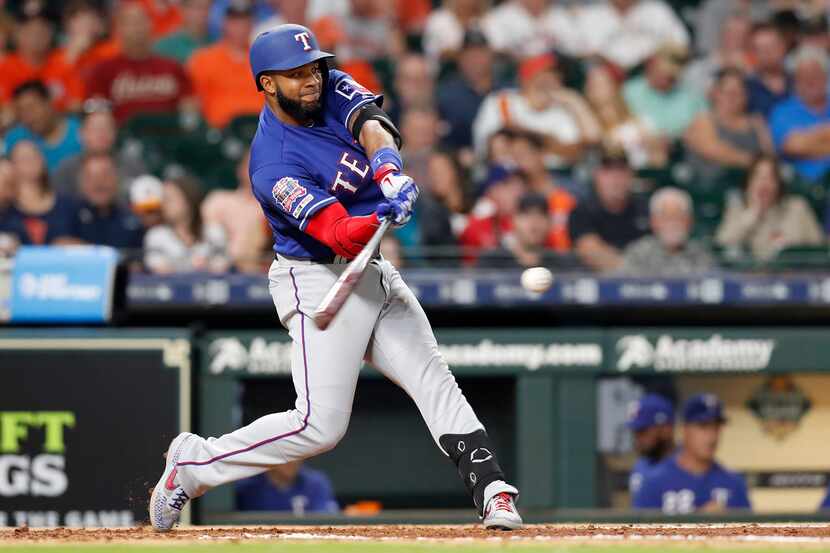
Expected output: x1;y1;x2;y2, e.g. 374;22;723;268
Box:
633;393;750;513
149;24;522;531
626;393;675;496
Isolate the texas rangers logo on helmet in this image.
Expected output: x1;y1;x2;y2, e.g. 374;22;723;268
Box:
272;176;309;214
294;32;312;51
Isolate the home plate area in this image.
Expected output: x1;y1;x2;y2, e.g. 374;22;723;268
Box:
3;523;830;545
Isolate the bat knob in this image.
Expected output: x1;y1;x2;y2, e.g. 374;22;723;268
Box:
312;310;333;330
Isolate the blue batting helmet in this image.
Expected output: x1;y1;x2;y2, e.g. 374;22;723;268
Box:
249;24;334;91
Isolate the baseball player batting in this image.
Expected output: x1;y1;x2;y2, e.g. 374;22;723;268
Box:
149;24;522;531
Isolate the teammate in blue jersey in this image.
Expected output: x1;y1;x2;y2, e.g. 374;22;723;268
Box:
626;394;676;496
150;24;522;532
820;487;830;510
236;461;338;514
633;393;751;514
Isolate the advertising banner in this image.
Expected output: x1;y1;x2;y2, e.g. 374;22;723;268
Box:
202;329;605;377
9;246;119;323
609;329;830;374
0;332;190;527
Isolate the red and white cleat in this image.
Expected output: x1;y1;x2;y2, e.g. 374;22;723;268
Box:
482;483;523;530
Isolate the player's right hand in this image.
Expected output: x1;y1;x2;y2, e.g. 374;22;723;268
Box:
376;179;419;226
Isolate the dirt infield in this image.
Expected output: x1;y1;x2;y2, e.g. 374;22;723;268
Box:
3;524;830;544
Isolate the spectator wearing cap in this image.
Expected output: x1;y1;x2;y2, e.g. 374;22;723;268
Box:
473;52;600;167
567;151;649;272
201;149;269;273
626;394;675;497
634;393;751;514
716;156;823;261
208;0;279;39
53;108;147;196
684;68;773;183
585;64;668;169
745;23;792;119
186;0;263;129
477;192;561;269
4;80;83;173
459;166;528;259
623;45;707;140
437;29;502;151
66;152;145;250
422;0;487;64
619;188;715;277
511;131;575;252
154;0;214;64
85;3;196;124
561;0;689;70
0;7;84;113
770;46;830;182
130;174;165;232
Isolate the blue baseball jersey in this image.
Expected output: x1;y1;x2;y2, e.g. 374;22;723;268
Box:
235;467;339;514
820;487;830;510
629;456;659;496
249;69;386;259
633;453;751;513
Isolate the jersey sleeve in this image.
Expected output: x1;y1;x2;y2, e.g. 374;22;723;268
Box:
251;163;337;231
325;69;383;132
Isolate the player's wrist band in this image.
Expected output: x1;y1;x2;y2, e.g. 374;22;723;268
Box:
371;147;403;180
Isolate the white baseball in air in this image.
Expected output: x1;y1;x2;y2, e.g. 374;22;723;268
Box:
521;267;554;294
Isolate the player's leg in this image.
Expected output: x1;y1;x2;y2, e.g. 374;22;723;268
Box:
150;260;385;530
365;261;522;529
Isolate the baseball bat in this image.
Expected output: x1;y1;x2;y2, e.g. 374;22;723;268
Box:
312;218;392;330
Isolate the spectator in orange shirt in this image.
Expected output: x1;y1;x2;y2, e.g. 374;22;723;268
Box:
0;8;84;113
137;0;184;38
85;3;196;124
511;130;576;252
187;0;263;129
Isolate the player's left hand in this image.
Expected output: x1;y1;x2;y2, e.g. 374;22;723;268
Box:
376;179;419;227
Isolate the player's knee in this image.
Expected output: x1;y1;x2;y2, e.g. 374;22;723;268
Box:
307;411;350;453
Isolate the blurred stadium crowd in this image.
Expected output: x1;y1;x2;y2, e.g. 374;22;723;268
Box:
2;0;830;274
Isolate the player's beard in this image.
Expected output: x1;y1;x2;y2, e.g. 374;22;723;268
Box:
644;436;674;463
276;87;322;123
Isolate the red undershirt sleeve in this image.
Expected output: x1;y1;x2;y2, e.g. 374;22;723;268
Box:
305;201;380;259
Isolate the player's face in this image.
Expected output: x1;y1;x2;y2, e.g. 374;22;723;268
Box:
269;62;324;122
634;423;674;461
684;421;721;462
